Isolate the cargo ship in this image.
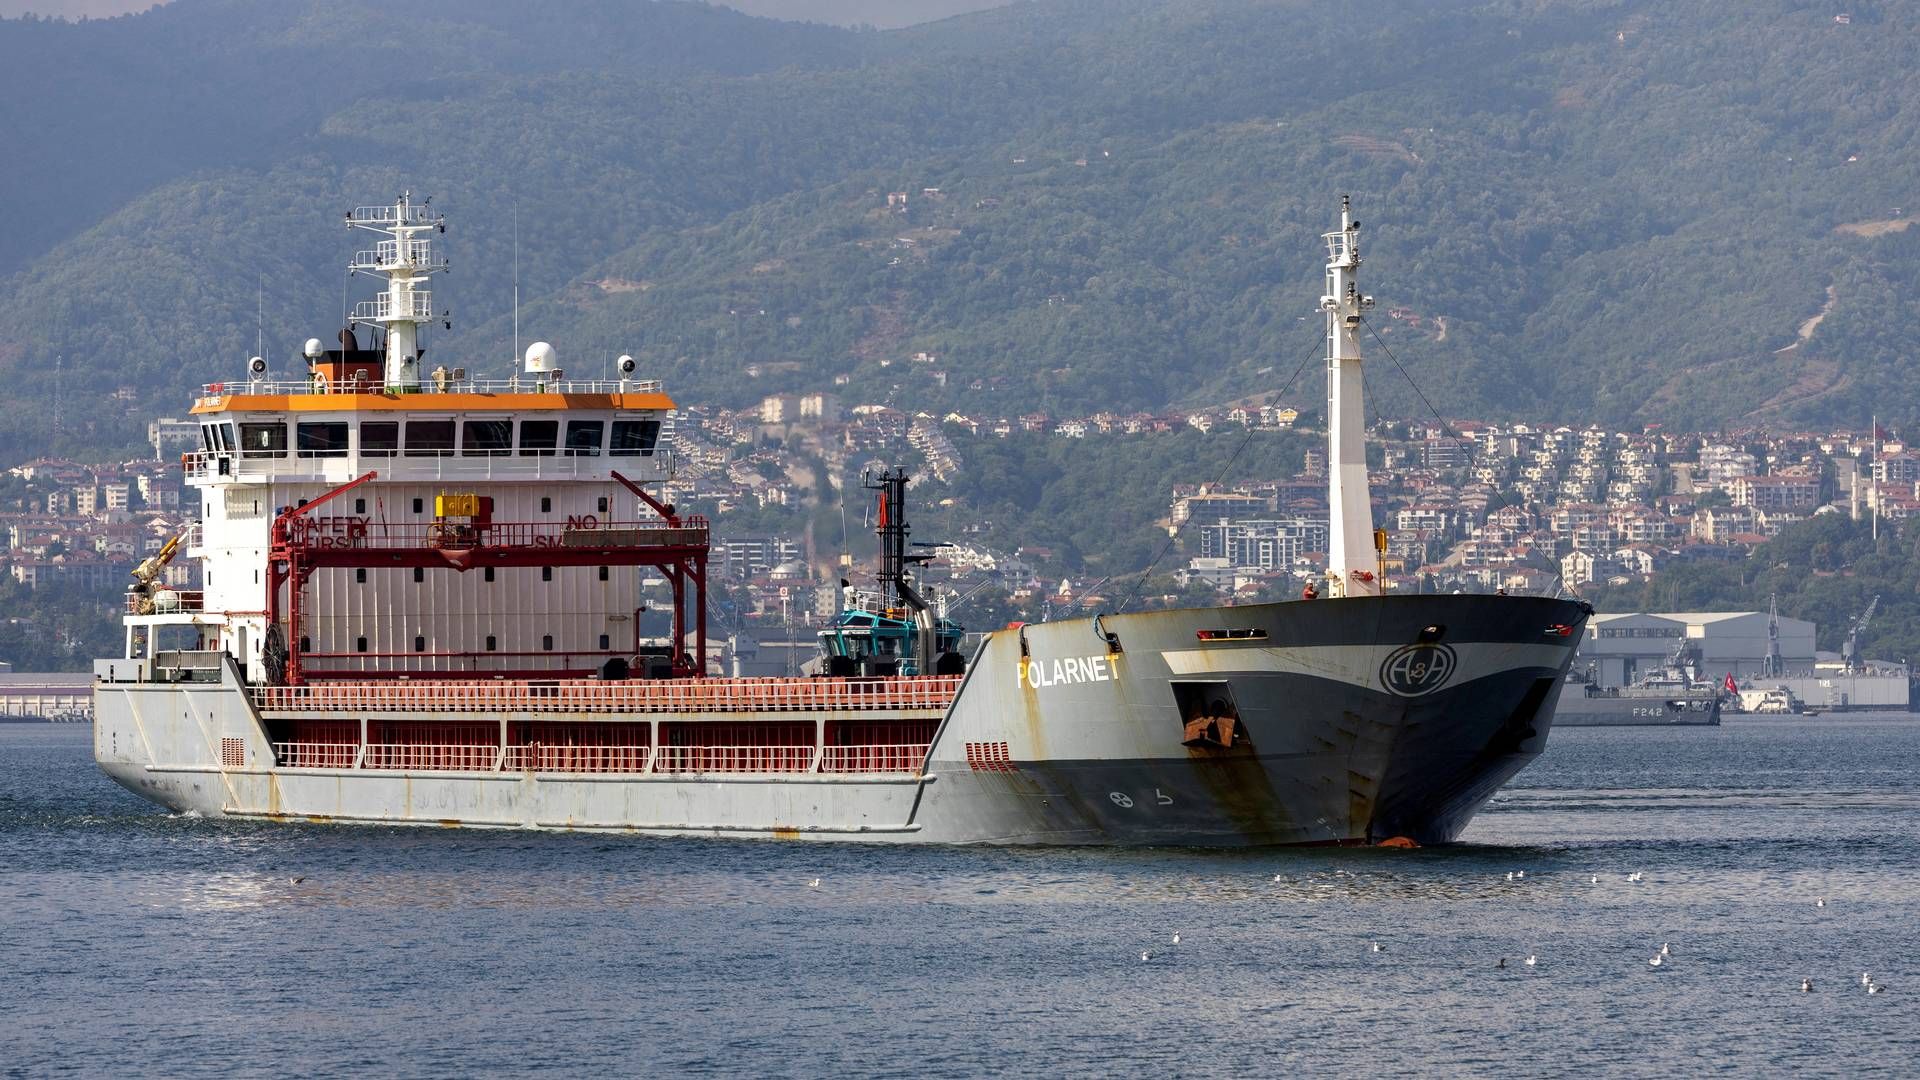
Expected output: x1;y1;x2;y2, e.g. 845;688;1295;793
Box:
93;195;1591;845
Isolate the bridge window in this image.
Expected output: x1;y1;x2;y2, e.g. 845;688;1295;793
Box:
404;420;456;457
598;566;608;581
355;569;367;584
564;420;604;457
599;634;611;650
610;419;661;456
486;635;497;651
542;567;553;582
356;636;368;652
215;423;236;452
540;497;552;513
484;567;495;583
239;422;287;459
542;634;554;651
296;421;350;458
461;418;513;457
597;496;609;513
414;636;426;652
518;419;558;457
413;568;424;583
360;421;399;457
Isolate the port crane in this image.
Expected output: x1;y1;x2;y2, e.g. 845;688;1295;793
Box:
1842;595;1880;675
1762;593;1783;678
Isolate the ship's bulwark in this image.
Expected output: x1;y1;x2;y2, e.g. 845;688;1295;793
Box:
95;596;1588;846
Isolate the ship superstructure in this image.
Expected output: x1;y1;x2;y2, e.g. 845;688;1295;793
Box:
97;197;1592;846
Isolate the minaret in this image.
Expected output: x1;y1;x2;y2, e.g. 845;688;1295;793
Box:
1320;197;1379;597
346;192;446;391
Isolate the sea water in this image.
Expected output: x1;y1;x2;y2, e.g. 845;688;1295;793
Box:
2;718;1916;1077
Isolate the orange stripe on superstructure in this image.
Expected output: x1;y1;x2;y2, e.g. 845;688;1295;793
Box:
190;392;676;415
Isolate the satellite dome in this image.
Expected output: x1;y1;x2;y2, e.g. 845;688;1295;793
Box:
303;338;325;359
524;341;557;373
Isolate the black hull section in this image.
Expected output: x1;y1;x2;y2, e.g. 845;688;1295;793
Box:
920;594;1590;846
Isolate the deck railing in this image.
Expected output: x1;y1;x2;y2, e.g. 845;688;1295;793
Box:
502;744;653;774
361;743;500;771
274;741;359;769
653;744;817;775
820;744;928;774
269;739;930;776
251;675;963;716
200;377;664;398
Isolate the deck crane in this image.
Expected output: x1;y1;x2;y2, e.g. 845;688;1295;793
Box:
126;531;188;615
1842;595;1880;675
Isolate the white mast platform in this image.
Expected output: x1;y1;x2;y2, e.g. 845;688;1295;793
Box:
346;192;446;391
1321;196;1381;597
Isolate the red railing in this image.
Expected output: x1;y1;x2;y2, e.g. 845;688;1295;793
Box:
250;675;963;716
269;739;931;775
280;518;709;551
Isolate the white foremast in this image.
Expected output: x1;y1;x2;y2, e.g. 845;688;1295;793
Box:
1321;197;1381;597
347;192;447;391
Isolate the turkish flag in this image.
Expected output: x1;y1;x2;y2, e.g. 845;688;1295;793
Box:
1724;673;1738;694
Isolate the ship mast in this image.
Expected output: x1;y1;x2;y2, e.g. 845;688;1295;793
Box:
1320;196;1380;597
346;192;447;391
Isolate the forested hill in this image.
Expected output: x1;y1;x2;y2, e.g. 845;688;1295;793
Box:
3;0;1919;461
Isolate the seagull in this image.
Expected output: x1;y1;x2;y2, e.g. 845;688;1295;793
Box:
1868;983;1884;994
1816;897;1826;908
1497;958;1507;969
1590;875;1600;884
1273;874;1284;882
1516;870;1526;879
1628;871;1643;882
1506;872;1515;881
1649;955;1664;968
1660;942;1671;956
1862;971;1873;986
1371;942;1384;953
808;878;821;888
1171;933;1181;945
1141;951;1151;962
1801;978;1814;992
1525;955;1537;967
288;876;305;885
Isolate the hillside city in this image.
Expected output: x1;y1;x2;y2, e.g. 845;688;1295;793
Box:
4;392;1907;666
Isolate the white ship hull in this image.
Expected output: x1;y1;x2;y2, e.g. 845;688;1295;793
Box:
96;597;1589;846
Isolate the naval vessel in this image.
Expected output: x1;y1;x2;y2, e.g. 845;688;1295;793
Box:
1553;669;1723;727
93;195;1591;845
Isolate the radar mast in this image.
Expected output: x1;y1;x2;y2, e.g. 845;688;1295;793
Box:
1320;196;1380;596
346;191;447;390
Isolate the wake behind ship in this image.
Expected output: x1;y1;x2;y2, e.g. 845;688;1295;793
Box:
94;196;1590;845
